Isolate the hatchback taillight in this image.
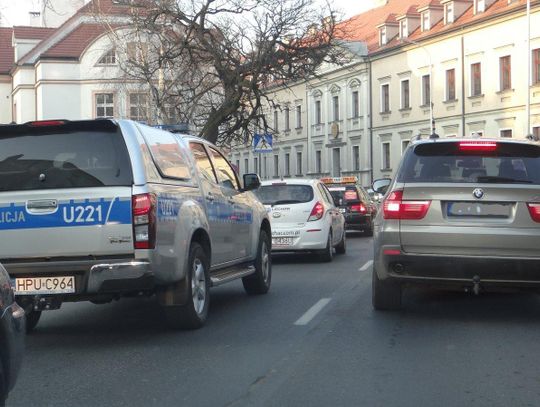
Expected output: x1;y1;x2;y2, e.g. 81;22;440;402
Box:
527;203;540;223
308;201;324;221
382;190;431;220
132;193;156;249
351;203;366;213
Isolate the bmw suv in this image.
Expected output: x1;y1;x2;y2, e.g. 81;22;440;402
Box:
372;137;540;310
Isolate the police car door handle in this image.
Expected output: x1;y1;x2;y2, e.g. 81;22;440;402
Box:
26;199;58;213
205;193;215;202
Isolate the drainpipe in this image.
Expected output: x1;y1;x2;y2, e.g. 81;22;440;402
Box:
368;57;374;184
461;34;466;138
526;0;531;137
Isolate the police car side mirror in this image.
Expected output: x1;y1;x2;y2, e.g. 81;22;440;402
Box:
243;173;261;191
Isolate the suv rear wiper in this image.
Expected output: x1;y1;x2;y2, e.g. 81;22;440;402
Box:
476;175;532;184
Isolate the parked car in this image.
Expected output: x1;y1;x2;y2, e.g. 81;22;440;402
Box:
255;179;345;261
372;137;540;310
0;262;25;405
321;176;376;235
0;119;271;330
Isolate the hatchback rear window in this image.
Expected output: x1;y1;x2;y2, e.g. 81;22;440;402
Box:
398;142;540;184
255;184;314;205
0;124;133;192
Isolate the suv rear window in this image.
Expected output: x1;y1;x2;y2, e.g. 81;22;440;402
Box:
0;125;133;192
256;184;314;205
398;142;540;184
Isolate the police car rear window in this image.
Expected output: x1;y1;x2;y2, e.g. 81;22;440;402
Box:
398;142;540;184
256;184;314;205
0;130;133;191
327;186;360;202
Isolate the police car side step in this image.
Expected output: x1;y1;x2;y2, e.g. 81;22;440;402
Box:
210;265;256;287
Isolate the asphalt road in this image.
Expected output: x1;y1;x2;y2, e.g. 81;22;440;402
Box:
9;233;540;407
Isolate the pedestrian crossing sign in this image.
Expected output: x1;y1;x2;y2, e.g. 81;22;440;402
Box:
253;133;273;153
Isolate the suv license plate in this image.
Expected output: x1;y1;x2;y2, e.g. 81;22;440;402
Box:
272;237;293;246
13;276;75;295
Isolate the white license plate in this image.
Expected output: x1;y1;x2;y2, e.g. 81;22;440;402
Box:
13;276;75;295
272;237;293;246
339;208;346;213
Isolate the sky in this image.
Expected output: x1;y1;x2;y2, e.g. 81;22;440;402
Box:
0;0;381;27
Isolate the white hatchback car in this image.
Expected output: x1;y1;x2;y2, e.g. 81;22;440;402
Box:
256;179;346;261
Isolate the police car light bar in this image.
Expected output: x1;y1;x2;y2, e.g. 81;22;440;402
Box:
320;176;358;184
27;120;66;127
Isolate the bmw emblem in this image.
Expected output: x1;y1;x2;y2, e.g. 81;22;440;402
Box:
473;188;484;199
272;212;281;218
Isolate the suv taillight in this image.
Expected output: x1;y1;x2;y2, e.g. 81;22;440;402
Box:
382;190;431;220
527;203;540;223
132;193;156;249
351;203;366;213
308;201;324;221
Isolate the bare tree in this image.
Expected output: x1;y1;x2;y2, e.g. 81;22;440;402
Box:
93;0;348;146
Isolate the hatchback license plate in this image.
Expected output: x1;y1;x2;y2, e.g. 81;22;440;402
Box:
272;237;293;246
13;276;75;295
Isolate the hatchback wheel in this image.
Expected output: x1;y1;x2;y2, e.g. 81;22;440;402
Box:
319;232;334;262
335;231;346;254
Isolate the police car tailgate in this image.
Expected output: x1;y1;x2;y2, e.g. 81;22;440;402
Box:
0;187;133;259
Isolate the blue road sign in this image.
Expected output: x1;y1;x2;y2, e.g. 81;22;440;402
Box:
253;133;273;153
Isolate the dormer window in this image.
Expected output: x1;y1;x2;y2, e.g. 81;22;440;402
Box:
400;20;408;38
379;27;387;46
97;49;116;65
475;0;485;13
444;3;454;24
421;12;430;31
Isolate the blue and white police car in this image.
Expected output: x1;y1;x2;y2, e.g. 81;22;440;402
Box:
0;119;271;330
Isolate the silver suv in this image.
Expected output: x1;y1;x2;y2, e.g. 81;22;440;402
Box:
0;119;271;330
372;137;540;310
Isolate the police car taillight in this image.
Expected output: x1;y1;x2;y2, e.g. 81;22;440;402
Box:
132;193;156;249
308;201;324;221
351;203;366;213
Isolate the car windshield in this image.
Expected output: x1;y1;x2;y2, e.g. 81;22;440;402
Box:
398;142;540;184
255;184;314;205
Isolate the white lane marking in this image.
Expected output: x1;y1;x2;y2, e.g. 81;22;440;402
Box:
359;260;373;272
294;298;332;326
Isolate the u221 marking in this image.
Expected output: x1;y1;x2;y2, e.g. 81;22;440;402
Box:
63;205;104;224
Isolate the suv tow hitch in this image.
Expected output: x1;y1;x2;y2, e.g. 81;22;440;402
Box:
28;296;62;312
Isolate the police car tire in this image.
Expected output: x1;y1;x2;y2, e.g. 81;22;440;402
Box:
242;230;271;295
165;243;210;330
319;232;333;262
335;231;346;254
25;310;41;334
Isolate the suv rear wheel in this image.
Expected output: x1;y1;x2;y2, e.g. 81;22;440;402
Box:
25;310;42;333
242;230;272;295
372;268;402;310
165;243;210;329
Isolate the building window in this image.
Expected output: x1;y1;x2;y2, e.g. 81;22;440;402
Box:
315;150;322;173
401;79;410;109
400;20;408;38
381;84;390;113
95;93;114;118
500;129;513;138
97;49;116;65
379;27;387;46
254;157;258;173
352;91;359;118
471;130;484;137
273;155;279;177
422;74;431;106
421;12;430;31
471;63;482;96
332;95;339;121
274;110;279;132
382;142;391;170
284;153;290;176
296;152;303;175
533;126;540;140
500;55;512;91
263;156;267;178
402;140;410;154
284;107;290;131
315;100;322;124
296;105;302;128
353;146;360;171
446;69;456;101
444;3;453;24
129;93;148;122
244;158;249;173
533;49;540;85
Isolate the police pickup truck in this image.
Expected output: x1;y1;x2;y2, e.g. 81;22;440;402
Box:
0;119;271;331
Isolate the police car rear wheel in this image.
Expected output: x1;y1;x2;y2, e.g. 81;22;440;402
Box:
242;230;271;295
165;243;210;330
25;310;42;333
